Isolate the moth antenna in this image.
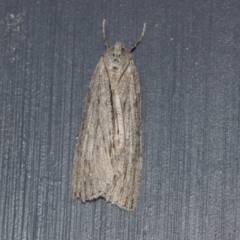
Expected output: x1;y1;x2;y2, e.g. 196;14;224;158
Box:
102;19;110;49
129;23;146;52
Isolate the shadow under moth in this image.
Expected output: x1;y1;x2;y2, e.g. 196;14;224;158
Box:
71;20;146;211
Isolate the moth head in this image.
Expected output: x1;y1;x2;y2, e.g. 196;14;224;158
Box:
110;42;125;64
103;41;131;71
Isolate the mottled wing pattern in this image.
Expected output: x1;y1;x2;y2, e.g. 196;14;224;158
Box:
104;60;142;210
72;47;142;211
71;57;115;202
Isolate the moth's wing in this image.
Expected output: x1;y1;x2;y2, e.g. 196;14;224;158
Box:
105;60;142;211
71;57;115;202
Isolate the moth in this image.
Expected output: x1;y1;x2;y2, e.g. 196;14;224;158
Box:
71;20;146;211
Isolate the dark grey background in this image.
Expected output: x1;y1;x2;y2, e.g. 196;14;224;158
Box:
1;0;240;239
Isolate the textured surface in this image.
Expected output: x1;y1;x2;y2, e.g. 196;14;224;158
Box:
72;41;142;211
1;0;240;239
